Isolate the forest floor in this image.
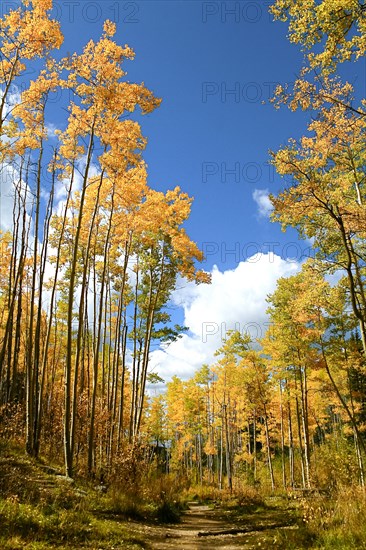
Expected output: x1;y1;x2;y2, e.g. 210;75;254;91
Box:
133;499;299;549
3;440;366;548
0;440;308;549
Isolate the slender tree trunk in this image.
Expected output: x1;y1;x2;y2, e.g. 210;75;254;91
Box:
71;169;105;465
26;143;44;457
287;385;295;489
263;402;275;491
33;179;55;456
88;184;114;474
219;425;223;490
298;360;311;488
279;382;287;489
65;122;95;478
294;376;306;489
224;403;232;491
253;410;257;484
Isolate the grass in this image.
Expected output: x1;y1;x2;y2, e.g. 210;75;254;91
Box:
0;502;147;549
0;492;150;549
0;438;191;548
0;439;152;549
270;485;366;549
303;486;366;549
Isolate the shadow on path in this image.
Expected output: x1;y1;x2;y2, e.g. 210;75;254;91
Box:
131;501;298;549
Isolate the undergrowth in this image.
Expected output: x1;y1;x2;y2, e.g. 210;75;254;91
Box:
2;439;366;549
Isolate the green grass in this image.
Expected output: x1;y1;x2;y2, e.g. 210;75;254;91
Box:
271;486;366;549
0;438;190;548
0;439;152;549
0;495;148;549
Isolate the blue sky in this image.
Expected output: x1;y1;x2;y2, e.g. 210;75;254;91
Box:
50;0;312;271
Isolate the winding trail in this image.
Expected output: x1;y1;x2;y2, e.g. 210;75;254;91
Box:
132;500;298;549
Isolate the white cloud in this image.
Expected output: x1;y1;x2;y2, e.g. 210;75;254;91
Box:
0;88;21;121
252;188;274;218
0;166;17;231
45;122;58;139
148;253;300;385
0;163;33;233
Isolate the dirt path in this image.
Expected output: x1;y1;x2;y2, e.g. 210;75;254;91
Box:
131;501;298;549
